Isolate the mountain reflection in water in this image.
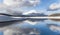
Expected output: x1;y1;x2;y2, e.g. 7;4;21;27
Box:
0;13;60;35
0;19;60;35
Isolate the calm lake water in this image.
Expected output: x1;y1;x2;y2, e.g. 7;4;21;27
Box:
0;16;60;35
13;20;60;35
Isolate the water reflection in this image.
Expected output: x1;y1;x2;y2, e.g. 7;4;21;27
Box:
47;24;60;33
3;27;40;35
0;19;60;35
0;15;60;35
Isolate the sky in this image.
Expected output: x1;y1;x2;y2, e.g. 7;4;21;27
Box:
0;0;60;14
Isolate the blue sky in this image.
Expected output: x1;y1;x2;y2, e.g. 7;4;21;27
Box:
18;0;58;10
0;0;60;14
0;0;3;3
0;0;60;19
0;0;57;9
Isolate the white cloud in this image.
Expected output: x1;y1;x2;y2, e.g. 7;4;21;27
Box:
0;0;40;15
50;3;60;9
28;0;40;6
0;4;7;8
48;3;60;11
3;0;40;7
0;3;23;15
3;0;22;6
0;4;9;14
